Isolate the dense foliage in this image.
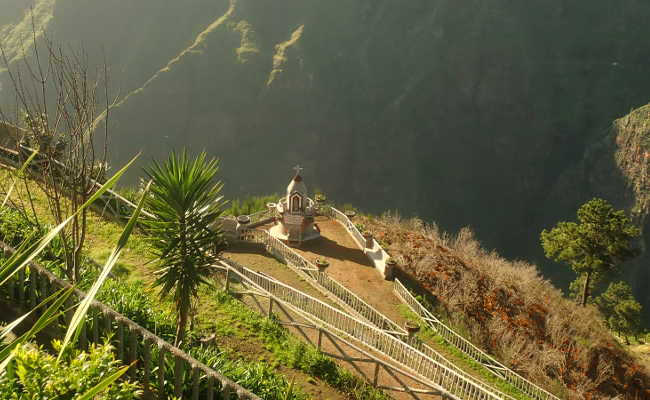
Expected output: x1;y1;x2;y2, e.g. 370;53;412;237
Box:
0;207;98;288
0;338;140;399
596;282;643;342
97;279;178;342
223;194;279;216
541;198;640;306
97;278;308;400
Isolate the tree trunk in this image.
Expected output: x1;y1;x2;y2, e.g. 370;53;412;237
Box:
581;271;592;307
175;305;188;347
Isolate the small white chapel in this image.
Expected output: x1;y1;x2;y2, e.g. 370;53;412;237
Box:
268;166;321;246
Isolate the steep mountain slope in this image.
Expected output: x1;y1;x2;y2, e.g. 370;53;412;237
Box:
1;0;650;311
543;103;650;316
358;212;650;399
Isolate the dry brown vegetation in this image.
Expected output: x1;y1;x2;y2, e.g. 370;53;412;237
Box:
358;212;650;400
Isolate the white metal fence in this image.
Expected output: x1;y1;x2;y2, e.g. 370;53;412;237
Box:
394;279;560;400
242;228;405;334
220;258;515;400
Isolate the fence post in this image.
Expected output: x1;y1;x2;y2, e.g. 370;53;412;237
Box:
267;297;274;317
7;270;15;301
373;362;381;386
117;322;124;361
317;328;322;351
129;328;138;378
206;375;215;400
28;268;36;308
17;268;25;306
92;312;99;342
103;312;112;337
174;355;183;398
224;268;230;293
38;272;48;309
221;383;233;399
192;366;200;400
80;322;88;350
143;338;151;398
157;344;166;400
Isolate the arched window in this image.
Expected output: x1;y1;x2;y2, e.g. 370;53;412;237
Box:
291;193;302;212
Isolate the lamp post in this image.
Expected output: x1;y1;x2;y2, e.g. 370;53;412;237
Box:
405;321;420;339
236;215;250;240
384;258;397;281
315;258;330;273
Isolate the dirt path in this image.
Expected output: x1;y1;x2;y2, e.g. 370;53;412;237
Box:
256;217;504;395
223;241;342;310
291;216;409;329
222;242;445;399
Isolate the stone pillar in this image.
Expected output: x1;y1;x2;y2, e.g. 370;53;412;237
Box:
384;258;397;281
363;232;374;249
235;215;251;240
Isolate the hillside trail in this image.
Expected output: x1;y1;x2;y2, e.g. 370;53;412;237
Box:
232;277;443;400
292;216;409;329
226;223;445;399
246;216;504;397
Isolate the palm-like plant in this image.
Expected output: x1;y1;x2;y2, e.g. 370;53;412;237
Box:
144;151;226;346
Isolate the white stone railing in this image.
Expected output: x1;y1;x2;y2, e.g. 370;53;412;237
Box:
247;209;273;225
327;206;392;278
242;229;405;334
220;258;511;400
326;206;366;247
394;279;560;400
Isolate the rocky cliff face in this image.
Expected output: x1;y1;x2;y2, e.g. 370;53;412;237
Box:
1;0;650;308
544;104;650;313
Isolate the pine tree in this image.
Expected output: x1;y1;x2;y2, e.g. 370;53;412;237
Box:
541;198;640;306
596;281;643;343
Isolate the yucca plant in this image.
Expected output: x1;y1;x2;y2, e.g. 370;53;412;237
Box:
143;150;227;346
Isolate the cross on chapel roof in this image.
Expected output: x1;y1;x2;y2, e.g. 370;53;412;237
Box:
292;165;304;182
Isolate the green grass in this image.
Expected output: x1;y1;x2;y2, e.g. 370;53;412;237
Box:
207;291;390;400
0;179;390;400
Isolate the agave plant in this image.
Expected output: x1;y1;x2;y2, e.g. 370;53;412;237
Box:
143;150;227;346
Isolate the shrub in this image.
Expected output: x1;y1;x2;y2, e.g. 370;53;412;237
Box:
0;207;35;247
97;279;177;342
358;212;650;399
188;346;307;400
223;194;279;216
0;341;140;399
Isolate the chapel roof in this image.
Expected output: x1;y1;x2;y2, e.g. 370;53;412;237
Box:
287;168;307;196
